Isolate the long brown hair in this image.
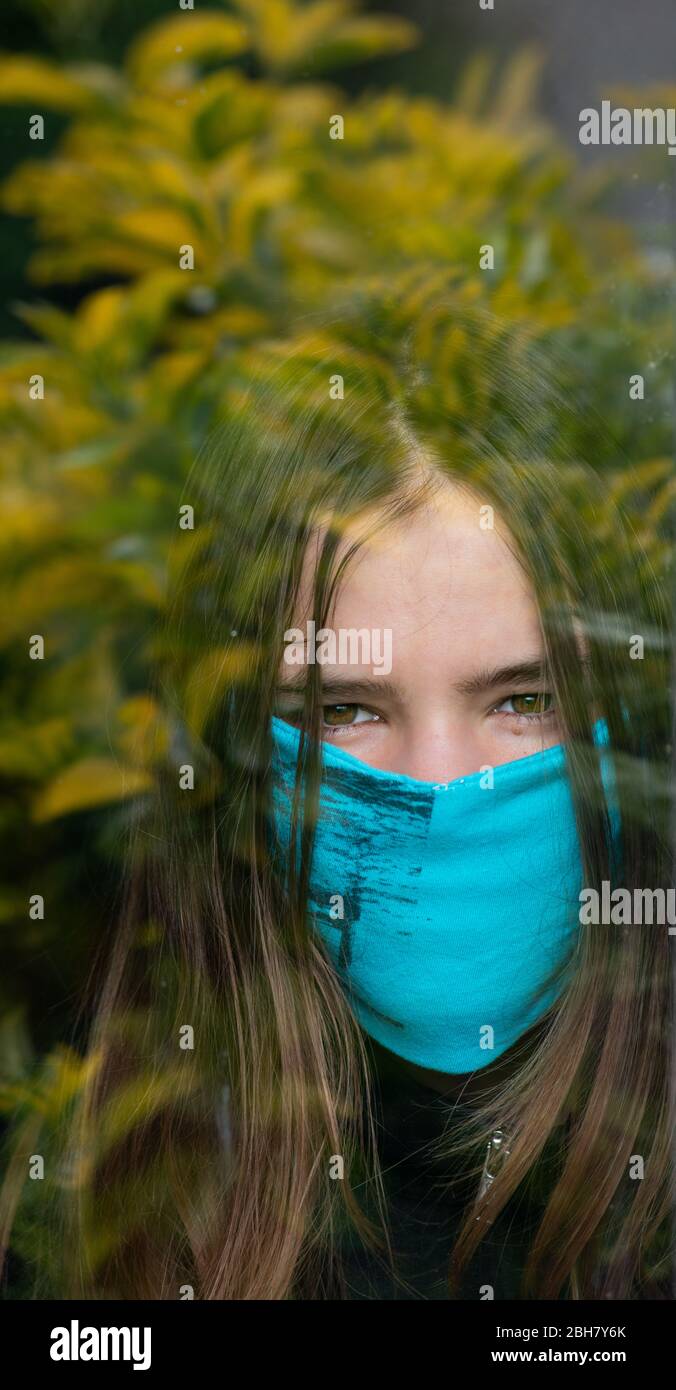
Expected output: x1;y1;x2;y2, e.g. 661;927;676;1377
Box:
2;306;672;1299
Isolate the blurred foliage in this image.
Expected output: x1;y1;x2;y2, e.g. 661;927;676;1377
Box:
0;0;673;1290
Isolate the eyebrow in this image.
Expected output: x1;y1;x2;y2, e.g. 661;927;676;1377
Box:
453;659;549;697
276;675;402;703
275;660;552;703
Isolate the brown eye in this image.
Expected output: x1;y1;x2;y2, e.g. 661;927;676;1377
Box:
510;693;553;715
322;704;360;726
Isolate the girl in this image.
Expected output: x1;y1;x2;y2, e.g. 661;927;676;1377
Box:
5;305;672;1300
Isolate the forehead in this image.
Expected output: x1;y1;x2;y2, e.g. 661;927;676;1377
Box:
294;484;543;662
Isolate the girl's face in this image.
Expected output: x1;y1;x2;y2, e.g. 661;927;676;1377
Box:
277;481;564;783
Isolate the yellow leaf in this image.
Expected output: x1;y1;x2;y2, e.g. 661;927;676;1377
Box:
115;696;170;767
94;1064;201;1158
228;169;298;257
113;206;206;256
124;269;188;331
184;645;259;736
145;348;210;398
243;0;353;71
0;55;93;110
74;287;125;353
236;0;417;75
126;13;249;88
42;1044;104;1117
33;759;154;822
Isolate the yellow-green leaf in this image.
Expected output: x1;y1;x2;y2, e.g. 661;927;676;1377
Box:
115;696;170;767
126;13;249;88
184;645;259;736
74;287;126;353
274;14;419;76
0;55;93;110
33;759;154;822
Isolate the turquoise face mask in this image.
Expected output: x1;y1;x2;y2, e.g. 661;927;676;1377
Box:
268;715;615;1075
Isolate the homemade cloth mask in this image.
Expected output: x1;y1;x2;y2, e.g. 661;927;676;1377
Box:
268;715;615;1074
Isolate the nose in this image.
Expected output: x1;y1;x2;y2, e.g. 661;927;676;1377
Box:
391;720;487;784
